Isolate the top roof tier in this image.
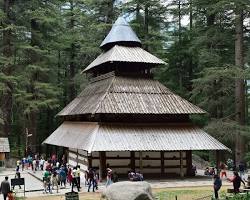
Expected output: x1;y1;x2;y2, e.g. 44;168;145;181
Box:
100;16;142;50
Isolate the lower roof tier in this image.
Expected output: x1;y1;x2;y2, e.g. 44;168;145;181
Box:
57;75;206;116
43;121;229;153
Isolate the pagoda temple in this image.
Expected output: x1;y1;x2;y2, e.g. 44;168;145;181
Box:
44;17;229;179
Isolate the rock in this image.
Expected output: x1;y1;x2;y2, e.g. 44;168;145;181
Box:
101;181;154;200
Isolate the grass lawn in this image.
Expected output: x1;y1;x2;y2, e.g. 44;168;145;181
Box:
23;186;231;200
154;186;229;200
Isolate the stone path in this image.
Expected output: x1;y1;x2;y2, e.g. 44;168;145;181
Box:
0;168;234;199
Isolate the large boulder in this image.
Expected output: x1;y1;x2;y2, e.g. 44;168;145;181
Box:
101;181;154;200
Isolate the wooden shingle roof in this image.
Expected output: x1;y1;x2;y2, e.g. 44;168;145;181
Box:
100;16;141;50
44;121;229;152
58;75;205;116
0;138;10;153
83;45;166;72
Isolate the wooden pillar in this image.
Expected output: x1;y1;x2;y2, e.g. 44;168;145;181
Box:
131;151;135;171
88;153;92;168
186;150;192;176
76;149;79;166
180;151;184;178
139;151;143;172
99;151;106;181
216;150;220;175
161;151;164;175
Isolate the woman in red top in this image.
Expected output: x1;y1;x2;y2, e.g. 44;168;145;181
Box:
67;168;73;186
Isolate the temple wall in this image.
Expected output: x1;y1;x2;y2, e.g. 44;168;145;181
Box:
67;149;190;176
68;148;88;172
90;151;189;176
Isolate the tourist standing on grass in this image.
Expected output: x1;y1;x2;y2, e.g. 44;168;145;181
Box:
0;176;10;200
213;174;222;199
227;171;245;193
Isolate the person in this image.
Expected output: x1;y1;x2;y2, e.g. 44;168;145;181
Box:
220;162;227;178
84;170;89;186
76;165;81;188
40;157;45;171
93;170;99;190
0;176;11;200
191;165;197;176
32;159;36;172
67;167;73;186
13;169;22;189
87;168;95;192
106;168;113;187
213;174;222;199
43;168;51;193
59;166;67;187
21;158;25;171
227;171;245;193
71;167;79;192
51;171;59;193
16;160;20;172
210;168;215;176
239;162;245;179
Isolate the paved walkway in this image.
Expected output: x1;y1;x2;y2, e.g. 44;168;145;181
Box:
0;168;233;199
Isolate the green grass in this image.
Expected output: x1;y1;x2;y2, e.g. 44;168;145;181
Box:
154;189;212;200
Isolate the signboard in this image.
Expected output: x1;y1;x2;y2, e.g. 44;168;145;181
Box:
11;178;25;196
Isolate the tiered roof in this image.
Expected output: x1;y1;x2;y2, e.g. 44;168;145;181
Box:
44;16;229;153
44;122;229;153
58;75;205;116
83;45;166;72
100;17;141;50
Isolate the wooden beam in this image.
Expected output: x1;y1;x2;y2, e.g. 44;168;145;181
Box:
186;150;192;176
76;149;79;166
99;151;106;181
131;151;135;171
180;151;184;178
161;151;164;175
139;151;143;172
88;153;92;169
216;150;220;175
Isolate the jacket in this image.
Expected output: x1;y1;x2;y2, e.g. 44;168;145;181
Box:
0;180;10;194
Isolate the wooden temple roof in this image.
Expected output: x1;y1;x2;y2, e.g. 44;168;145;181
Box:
43;121;230;152
0;138;10;153
82;45;166;72
100;16;141;50
57;75;205;116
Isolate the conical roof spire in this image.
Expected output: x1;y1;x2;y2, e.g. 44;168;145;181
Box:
100;16;141;50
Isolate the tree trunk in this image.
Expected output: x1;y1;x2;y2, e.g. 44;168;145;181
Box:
68;1;76;101
28;18;40;153
144;3;149;51
1;0;14;137
235;8;245;165
188;0;193;91
177;0;182;90
106;0;115;24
